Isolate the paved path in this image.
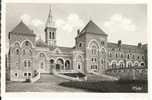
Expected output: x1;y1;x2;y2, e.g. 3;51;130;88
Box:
6;74;86;92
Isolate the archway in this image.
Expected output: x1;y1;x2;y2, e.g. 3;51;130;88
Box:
50;59;55;73
56;58;64;71
65;60;70;70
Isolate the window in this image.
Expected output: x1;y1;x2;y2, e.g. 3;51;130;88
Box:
15;73;18;77
52;32;55;39
91;58;93;62
28;61;31;67
127;54;130;59
28;73;31;76
142;56;144;60
121;54;123;58
24;73;27;76
101;41;104;45
116;53;118;58
78;64;80;69
41;62;44;69
92;45;97;55
132;55;135;59
141;63;144;66
16;49;19;55
79;43;82;47
109;52;112;57
128;63;132;67
112;62;116;68
25;41;29;46
24;61;27;67
94;58;96;62
49;32;52;39
137;56;140;59
120;62;123;68
135;63;138;67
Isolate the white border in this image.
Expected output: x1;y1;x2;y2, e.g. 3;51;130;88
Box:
1;0;151;100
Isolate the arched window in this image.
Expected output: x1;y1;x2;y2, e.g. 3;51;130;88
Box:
142;56;144;60
16;49;19;55
25;41;29;46
112;62;116;69
128;62;132;68
121;54;123;58
52;32;55;39
101;41;105;45
120;62;124;68
127;54;130;59
79;43;82;47
24;61;27;67
65;60;70;70
109;52;112;57
116;53;118;58
141;63;144;66
28;61;31;67
49;32;52;39
135;63;138;67
92;45;97;55
41;62;44;69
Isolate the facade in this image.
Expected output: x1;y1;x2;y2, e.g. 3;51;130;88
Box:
7;7;147;81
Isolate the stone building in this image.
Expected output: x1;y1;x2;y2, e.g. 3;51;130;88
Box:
7;7;147;81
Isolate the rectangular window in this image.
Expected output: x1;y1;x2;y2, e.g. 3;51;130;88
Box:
24;73;27;76
49;32;52;39
28;73;31;76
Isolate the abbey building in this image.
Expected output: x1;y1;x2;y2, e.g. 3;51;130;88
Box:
6;7;147;81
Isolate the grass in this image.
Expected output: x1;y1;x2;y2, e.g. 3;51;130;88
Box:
59;80;148;93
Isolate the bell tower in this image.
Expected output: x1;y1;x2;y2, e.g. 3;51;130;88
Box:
45;6;56;48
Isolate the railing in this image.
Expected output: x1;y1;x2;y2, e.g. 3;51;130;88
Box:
52;69;84;81
30;72;40;83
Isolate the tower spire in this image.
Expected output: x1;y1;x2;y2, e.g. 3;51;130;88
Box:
45;5;57;48
46;5;55;27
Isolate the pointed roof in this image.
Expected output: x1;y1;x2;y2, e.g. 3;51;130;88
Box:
80;20;107;36
10;21;35;36
45;6;55;27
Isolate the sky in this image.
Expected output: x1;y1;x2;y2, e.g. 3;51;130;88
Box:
6;3;147;48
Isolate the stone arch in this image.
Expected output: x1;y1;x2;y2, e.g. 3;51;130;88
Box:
140;61;145;67
110;60;117;65
134;61;139;67
21;39;34;48
126;61;133;68
118;60;124;68
10;41;20;48
65;59;71;70
87;39;100;49
111;60;117;69
56;58;64;70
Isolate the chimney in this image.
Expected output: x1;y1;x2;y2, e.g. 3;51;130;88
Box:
118;40;122;47
77;29;80;35
138;42;142;48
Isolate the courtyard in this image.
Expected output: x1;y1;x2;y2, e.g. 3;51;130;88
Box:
6;74;85;92
6;74;147;92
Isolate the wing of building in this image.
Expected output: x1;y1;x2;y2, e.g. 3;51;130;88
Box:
6;7;147;82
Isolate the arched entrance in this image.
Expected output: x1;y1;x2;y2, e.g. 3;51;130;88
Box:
50;59;55;73
56;58;64;71
65;60;70;70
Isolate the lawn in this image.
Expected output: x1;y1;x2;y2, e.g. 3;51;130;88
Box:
59;80;148;93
